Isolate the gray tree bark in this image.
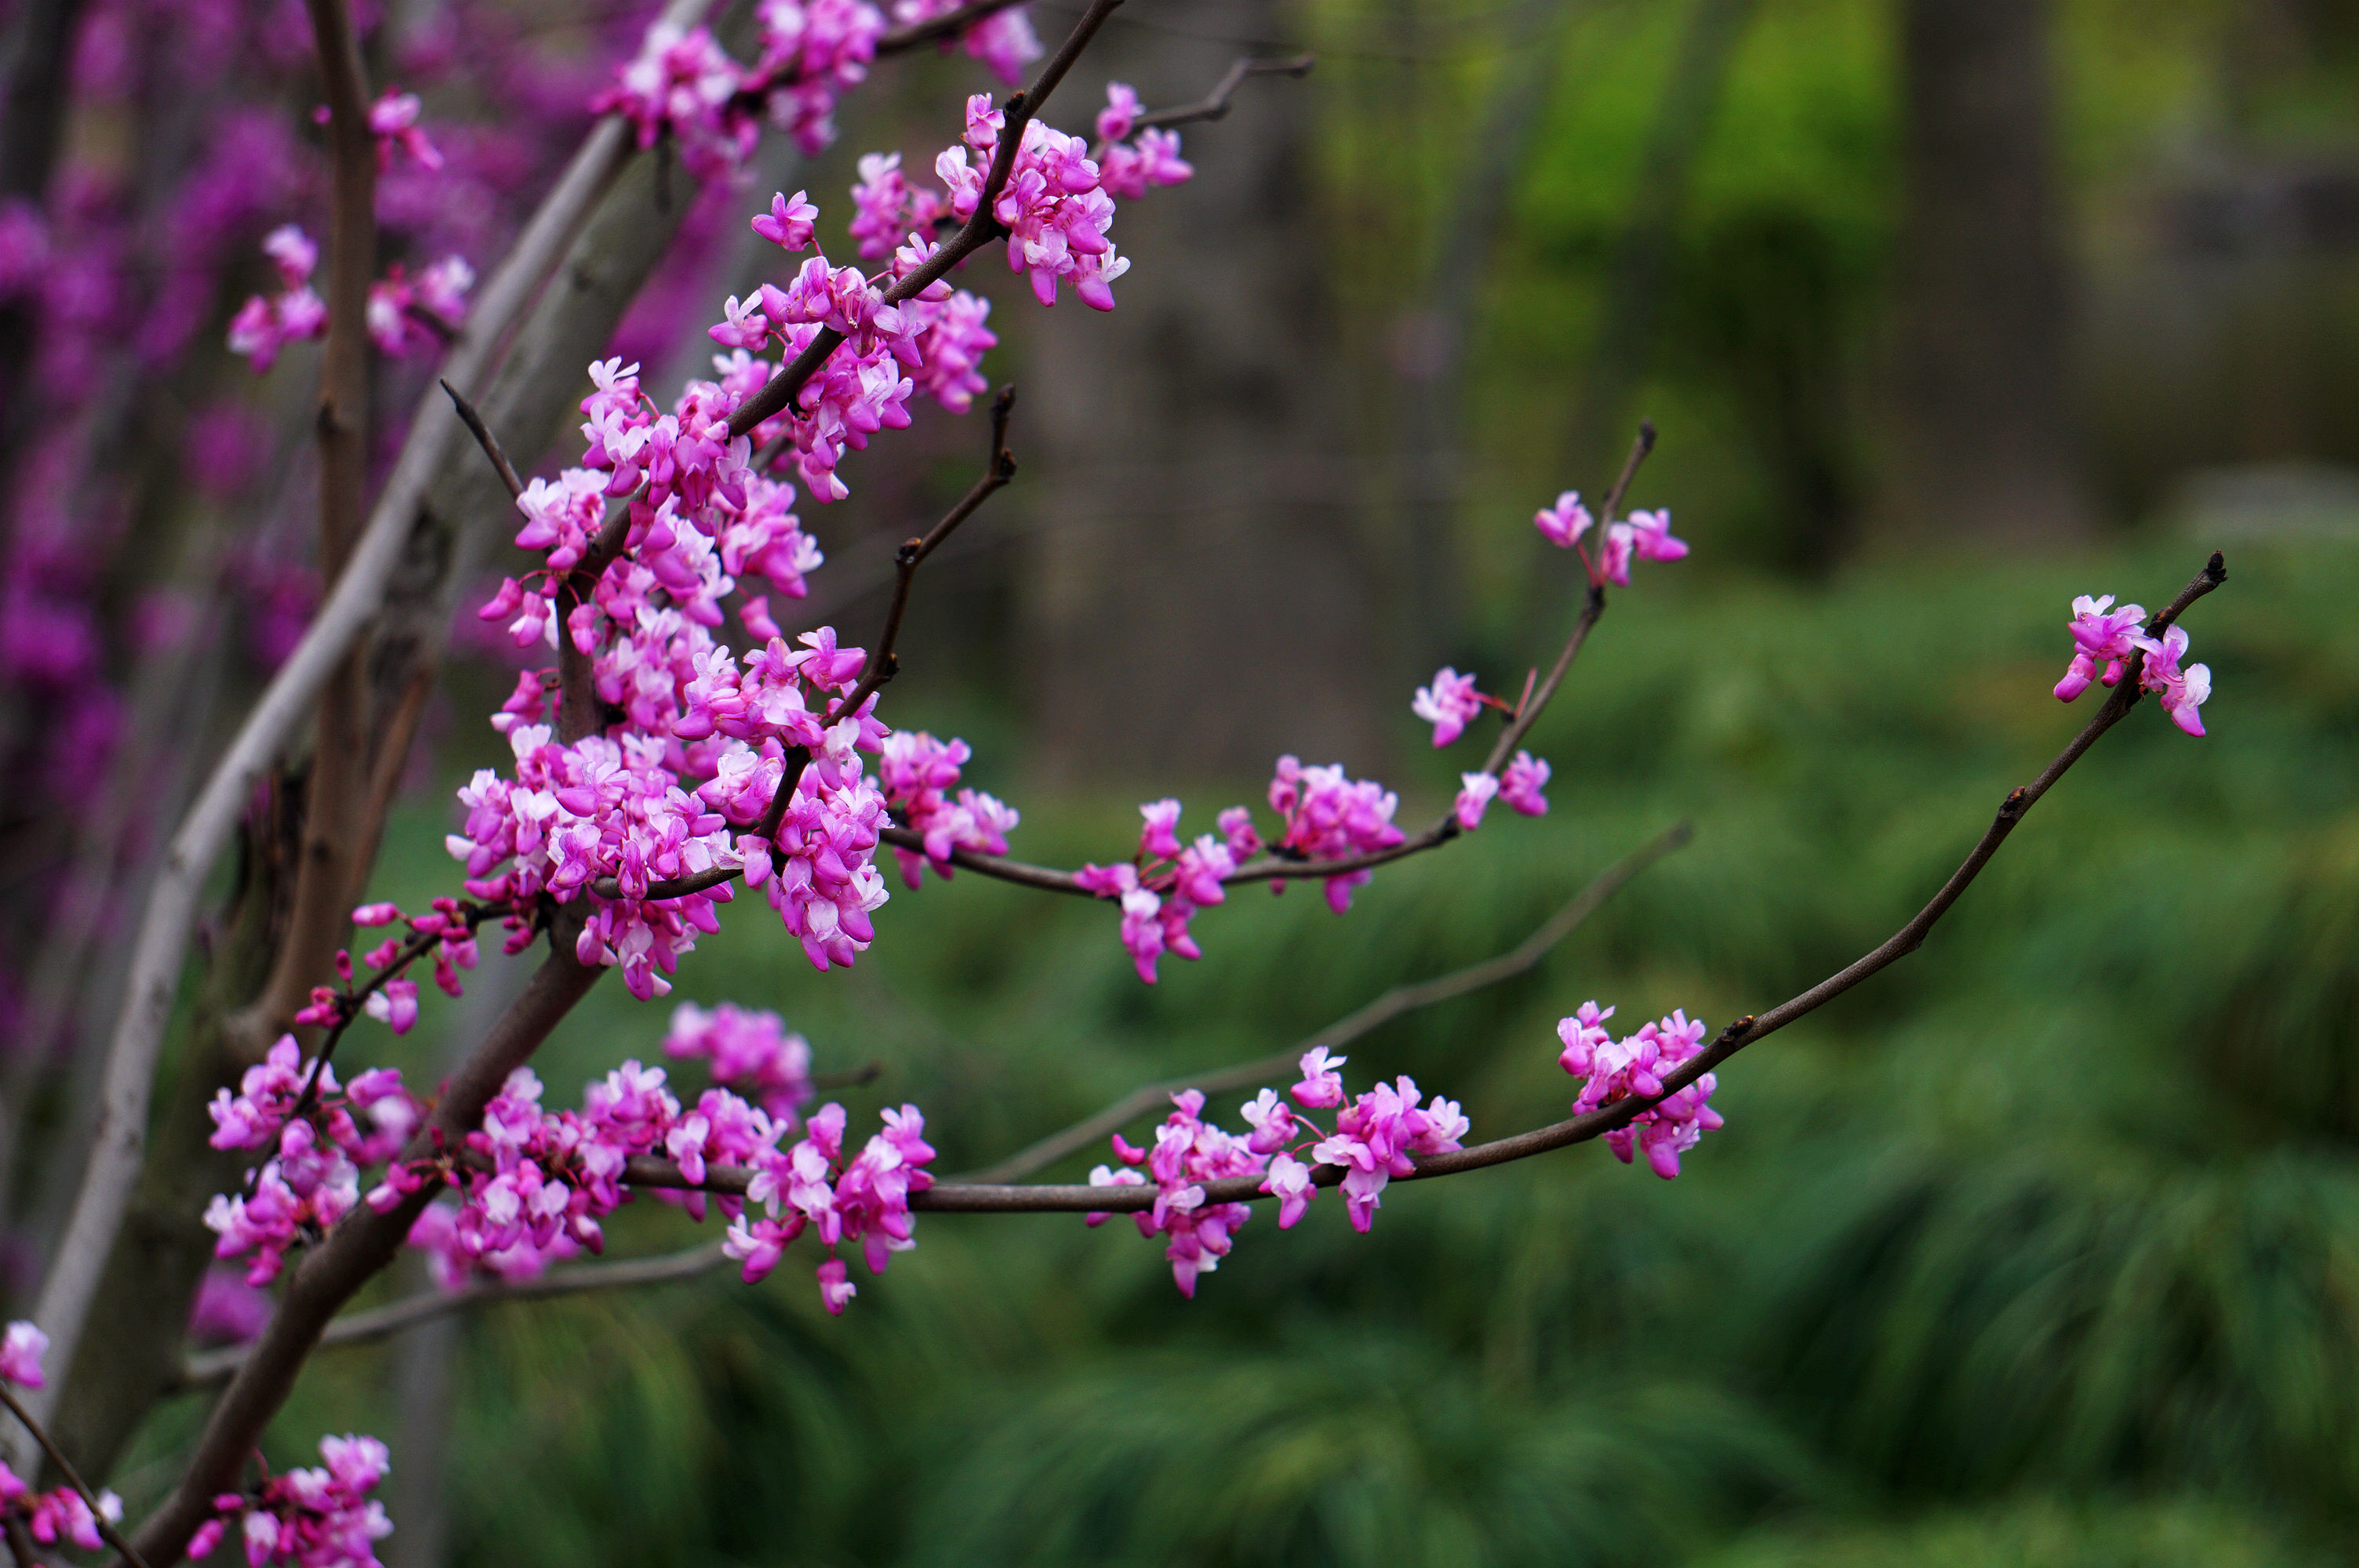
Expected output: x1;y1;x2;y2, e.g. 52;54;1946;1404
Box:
1017;0;1383;787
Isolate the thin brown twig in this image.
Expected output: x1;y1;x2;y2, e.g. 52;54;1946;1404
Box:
956;819;1692;1183
0;1383;148;1568
621;554;2227;1214
876;0;1027;51
1089;53;1314;159
867;423;1659;899
439;380;525;501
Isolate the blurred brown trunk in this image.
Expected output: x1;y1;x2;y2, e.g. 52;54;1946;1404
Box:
1018;0;1381;788
1886;0;2088;544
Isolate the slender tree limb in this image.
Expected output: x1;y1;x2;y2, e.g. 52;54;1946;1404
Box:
625;554;2226;1214
234;0;380;1062
868;425;1657;899
0;1384;148;1568
957;818;1692;1183
177;1242;731;1392
1099;53;1314;155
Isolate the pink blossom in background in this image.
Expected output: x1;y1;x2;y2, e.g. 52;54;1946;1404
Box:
1597;507;1688;586
187;1268;273;1345
0;1320;46;1387
664;1000;816;1123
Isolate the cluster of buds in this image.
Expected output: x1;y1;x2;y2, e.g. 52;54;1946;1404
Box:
186;1435;392;1568
0;1323;128;1555
1558;1003;1724;1179
877;730;1020;887
2055;592;2212;736
724;1102;939;1312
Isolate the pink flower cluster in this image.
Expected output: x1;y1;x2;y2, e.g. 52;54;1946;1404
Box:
1452;750;1550;831
1092;84;1194;200
1558;1002;1724;1179
663;1000;816;1123
227;223;474;368
2055;592;2212;736
205;1040;420;1284
1086;1048;1469;1294
892;0;1041;85
186;1434;391;1568
1531;489;1689;585
1267;756;1405;913
1074;799;1239;982
292;898;485;1036
936;93;1133;308
723;1101;938;1313
365;88;443;172
376;1062;787;1279
878;730;1019;887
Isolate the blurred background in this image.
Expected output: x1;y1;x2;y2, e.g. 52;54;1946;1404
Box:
8;0;2359;1561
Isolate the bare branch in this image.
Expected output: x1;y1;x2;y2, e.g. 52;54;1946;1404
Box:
875;0;1027;51
1089;53;1315;159
441;380;525;501
956;819;1692;1183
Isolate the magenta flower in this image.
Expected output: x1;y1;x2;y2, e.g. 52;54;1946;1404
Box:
753;188;820;252
0;1322;45;1388
1291;1047;1346;1109
2055;592;2147;702
1532;489;1591;549
2136;624;2212;736
1499;750;1550;816
1453;771;1498;829
1411;666;1483;747
1598;508;1688;586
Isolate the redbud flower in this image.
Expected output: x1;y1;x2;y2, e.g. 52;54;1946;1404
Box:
2055;593;2146;702
1411;666;1483;748
1499;750;1550;816
2136;624;2212;736
752;189;820;251
1532;489;1591;548
1261;1152;1314;1229
0;1322;46;1388
1292;1047;1346;1109
1453;771;1498;830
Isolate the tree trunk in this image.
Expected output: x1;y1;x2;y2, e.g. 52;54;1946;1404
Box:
1016;0;1382;788
1887;0;2088;545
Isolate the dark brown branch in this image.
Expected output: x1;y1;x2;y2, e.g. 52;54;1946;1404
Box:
725;0;1125;441
0;1384;149;1568
440;380;525;501
131;938;607;1566
875;0;1026;52
956;819;1692;1183
1092;53;1315;158
624;554;2226;1215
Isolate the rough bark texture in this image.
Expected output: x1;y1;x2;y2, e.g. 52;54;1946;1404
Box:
1017;0;1382;785
1887;0;2087;544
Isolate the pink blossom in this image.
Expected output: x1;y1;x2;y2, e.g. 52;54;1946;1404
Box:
1561;1004;1723;1179
2055;592;2146;702
366;87;443;171
1411;666;1484;748
2136;624;2212;737
753;189;820;252
1453;771;1498;830
1533;489;1592;548
663;1000;815;1123
1499;750;1550;816
0;1321;45;1388
1260;1152;1314;1228
1291;1047;1346;1109
1267;757;1405;913
1597;508;1688;586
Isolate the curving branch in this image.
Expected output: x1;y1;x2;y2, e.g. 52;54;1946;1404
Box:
874;424;1658;899
619;553;2226;1215
0;1384;148;1568
1093;53;1315;158
956;818;1692;1184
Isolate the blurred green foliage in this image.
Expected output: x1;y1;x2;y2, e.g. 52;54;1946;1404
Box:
122;535;2359;1564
